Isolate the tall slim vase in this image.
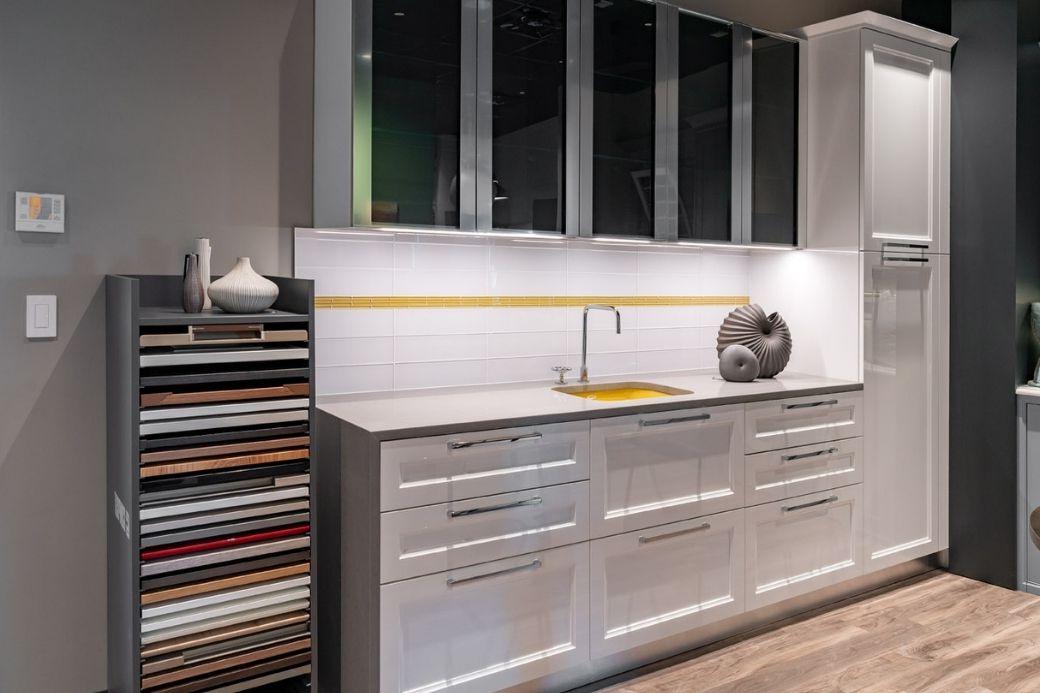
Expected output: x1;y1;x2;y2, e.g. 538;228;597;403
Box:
194;237;212;309
182;254;204;313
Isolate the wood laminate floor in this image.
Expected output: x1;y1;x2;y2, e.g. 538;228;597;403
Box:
594;571;1040;693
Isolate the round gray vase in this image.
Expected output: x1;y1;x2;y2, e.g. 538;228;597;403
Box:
719;344;760;382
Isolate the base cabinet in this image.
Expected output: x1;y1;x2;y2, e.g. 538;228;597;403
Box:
745;485;863;609
589;510;745;659
379;544;590;693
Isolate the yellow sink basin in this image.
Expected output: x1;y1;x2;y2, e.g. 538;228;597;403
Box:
553;381;692;401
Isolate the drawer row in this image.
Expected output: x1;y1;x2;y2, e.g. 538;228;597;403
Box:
380;391;863;512
379;484;863;693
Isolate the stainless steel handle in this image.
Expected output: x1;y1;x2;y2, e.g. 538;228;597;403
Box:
882;242;929;249
448;496;542;518
447;432;542;450
883;255;929;264
638;522;711;544
781;447;839;463
446;559;542;587
782;495;839;513
782;399;838;410
639;413;710;427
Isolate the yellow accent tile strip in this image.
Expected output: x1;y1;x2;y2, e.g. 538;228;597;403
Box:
315;295;750;309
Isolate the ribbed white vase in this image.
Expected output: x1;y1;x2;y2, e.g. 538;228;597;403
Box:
207;257;279;313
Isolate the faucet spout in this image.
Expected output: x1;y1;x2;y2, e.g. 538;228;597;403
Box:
580;304;622;383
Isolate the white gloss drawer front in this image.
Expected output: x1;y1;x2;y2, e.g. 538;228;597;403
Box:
380;421;590;511
745;485;863;610
379;543;590;693
744;392;863;454
589;509;745;659
590;405;744;538
744;437;864;506
379;481;590;584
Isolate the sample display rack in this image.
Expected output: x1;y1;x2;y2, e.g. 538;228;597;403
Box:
107;274;314;693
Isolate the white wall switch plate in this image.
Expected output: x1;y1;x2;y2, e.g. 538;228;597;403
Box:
26;295;57;339
15;191;65;233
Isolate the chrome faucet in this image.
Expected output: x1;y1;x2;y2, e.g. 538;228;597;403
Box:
580;304;622;383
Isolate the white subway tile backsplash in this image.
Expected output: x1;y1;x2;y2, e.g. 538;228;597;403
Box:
395;360;487;389
394;308;488;336
395;334;487;363
565;329;638;355
298;266;394;296
636;327;701;352
486;308;567;333
315;308;394;339
637;306;701;329
486;355;569;384
567;272;638;296
295;237;395;269
395;268;488;295
490;243;566;272
638;273;702;296
395;239;489;271
316;337;393;366
487;331;567;358
317;364;394;395
489;270;566;296
636;349;701;374
637;248;702;275
567;247;639;274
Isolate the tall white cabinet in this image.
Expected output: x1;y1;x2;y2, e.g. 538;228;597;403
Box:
798;12;955;571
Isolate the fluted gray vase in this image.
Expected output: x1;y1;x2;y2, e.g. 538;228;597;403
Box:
181;253;204;313
716;304;792;378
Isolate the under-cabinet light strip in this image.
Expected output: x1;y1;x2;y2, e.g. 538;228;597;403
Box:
314;295;751;309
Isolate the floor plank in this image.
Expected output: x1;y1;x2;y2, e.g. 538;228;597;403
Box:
593;572;1040;693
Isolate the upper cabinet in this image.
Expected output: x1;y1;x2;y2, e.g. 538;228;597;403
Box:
800;13;955;252
334;0;804;245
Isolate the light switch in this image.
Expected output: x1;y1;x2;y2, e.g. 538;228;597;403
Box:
26;295;56;339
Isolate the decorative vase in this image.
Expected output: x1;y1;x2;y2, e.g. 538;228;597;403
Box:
194;237;212;310
719;344;760;382
716;304;793;378
208;257;279;314
181;253;205;313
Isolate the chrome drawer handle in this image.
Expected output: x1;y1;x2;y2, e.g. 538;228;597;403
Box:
883;242;929;249
782;495;839;513
448;496;542;518
639;413;710;428
782;399;839;411
883;255;929;264
639;522;711;544
446;559;542;587
447;432;542;450
781;447;839;463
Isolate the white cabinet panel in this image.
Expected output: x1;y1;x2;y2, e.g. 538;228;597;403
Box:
862;30;950;253
745;437;863;506
380;481;590;583
745;485;862;609
380;544;589;693
589;510;744;659
380;421;590;511
863;252;945;570
744;392;862;454
590;405;744;538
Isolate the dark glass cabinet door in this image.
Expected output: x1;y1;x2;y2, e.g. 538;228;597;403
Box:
491;0;567;232
592;0;656;237
750;32;798;245
365;0;462;227
676;13;732;242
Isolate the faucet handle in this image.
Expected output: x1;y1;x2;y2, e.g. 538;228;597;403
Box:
551;366;572;385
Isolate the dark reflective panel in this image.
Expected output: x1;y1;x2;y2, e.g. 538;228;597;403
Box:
751;33;798;245
676;14;732;242
492;0;567;232
593;0;656;237
370;0;461;227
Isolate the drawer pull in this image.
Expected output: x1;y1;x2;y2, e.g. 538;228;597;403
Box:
639;413;710;428
782;399;839;411
883;255;929;264
448;496;542;518
782;495;839;513
638;522;711;544
883;242;929;249
447;432;543;450
446;559;542;587
781;447;839;463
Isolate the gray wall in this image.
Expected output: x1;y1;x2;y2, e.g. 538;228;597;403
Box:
0;1;313;690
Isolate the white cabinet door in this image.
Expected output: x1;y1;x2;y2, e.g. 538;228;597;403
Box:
745;437;863;506
380;481;590;583
863;252;945;571
380;421;590;511
590;405;744;538
380;544;589;693
745;485;863;610
589;510;744;659
744;392;862;454
862;30;950;253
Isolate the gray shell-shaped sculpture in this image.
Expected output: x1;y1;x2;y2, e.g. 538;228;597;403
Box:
716;304;792;378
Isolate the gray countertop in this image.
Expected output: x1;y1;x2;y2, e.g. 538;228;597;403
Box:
1017;385;1040;400
318;370;863;440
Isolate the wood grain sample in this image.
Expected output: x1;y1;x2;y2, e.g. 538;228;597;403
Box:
140;436;310;464
140;447;309;479
141;561;310;605
139;536;311;577
141;525;309;561
141;637;310;689
139;549;311;592
140;610;310;659
141;382;309;408
142;624;309;674
149;655;310;693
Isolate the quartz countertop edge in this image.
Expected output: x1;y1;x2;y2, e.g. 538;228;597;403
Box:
1017;385;1040;400
317;371;863;441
